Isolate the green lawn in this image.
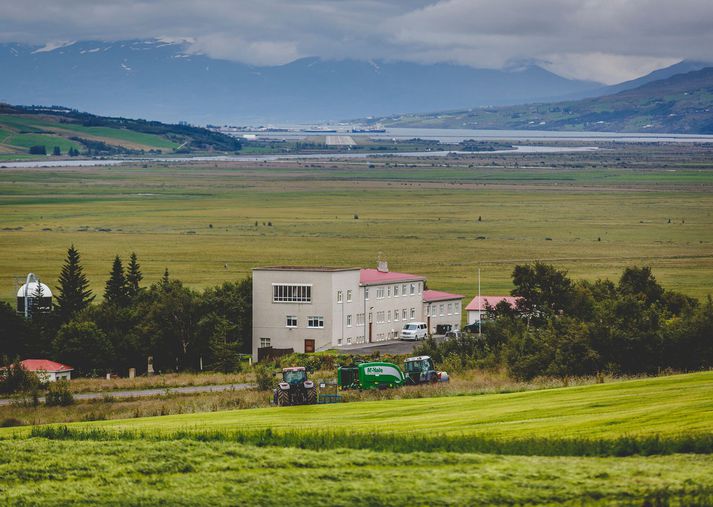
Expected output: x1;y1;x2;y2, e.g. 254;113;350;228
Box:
2;372;713;505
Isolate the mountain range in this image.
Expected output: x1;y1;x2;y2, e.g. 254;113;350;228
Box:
379;66;713;134
0;39;607;124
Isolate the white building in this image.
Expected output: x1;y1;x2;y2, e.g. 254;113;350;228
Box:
20;359;73;382
252;262;463;360
423;290;464;333
465;295;519;325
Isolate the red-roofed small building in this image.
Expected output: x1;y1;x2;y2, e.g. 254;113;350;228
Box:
465;296;520;325
20;359;73;382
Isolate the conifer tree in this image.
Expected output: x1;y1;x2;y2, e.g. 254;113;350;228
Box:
161;267;170;289
55;245;94;323
104;255;128;306
125;252;143;300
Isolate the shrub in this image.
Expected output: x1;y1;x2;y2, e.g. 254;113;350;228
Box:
45;380;74;406
254;366;274;391
0;417;23;427
0;360;40;394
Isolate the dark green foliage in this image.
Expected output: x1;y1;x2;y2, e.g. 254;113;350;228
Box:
45;380;74;406
68;147;79;156
53;321;113;374
437;263;711;381
0;359;40;395
125;252;143;300
55;245;94;324
0;302;37;359
104;255;128;307
28;145;46;155
52;146;61;156
254;366;273;391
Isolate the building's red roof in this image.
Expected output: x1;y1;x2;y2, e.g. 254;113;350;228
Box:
20;359;73;372
465;296;520;311
422;289;464;303
359;268;425;286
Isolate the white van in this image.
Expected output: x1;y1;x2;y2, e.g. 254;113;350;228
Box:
400;322;428;341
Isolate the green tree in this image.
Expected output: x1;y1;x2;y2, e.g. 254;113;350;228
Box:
618;266;664;306
29;145;46;155
52;146;61;156
55;245;95;324
160;267;170;289
511;262;576;323
104;255;128;306
125;252;143;300
53;320;113;374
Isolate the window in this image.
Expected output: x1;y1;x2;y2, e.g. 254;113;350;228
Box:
393;309;399;321
260;337;271;348
402;309;407;320
410;283;416;295
376;287;385;299
286;315;297;328
448;303;453;315
338;338;342;345
347;337;352;345
410;308;415;319
387;286;391;297
356;313;365;326
402;284;407;295
376;311;385;323
347;314;352;327
439;304;445;316
273;284;311;303
431;305;437;316
337;290;343;303
347;290;352;302
307;316;324;328
454;302;460;312
387;310;391;322
394;285;399;297
365;288;369;300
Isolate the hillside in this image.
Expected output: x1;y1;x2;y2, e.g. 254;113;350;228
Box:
0;40;602;124
0;104;241;159
381;67;713;134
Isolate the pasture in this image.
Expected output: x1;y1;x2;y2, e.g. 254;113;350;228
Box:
2;372;713;505
1;143;713;301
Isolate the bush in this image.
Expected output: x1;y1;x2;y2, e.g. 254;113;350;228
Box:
254;366;274;391
45;380;74;406
1;417;24;427
0;360;40;394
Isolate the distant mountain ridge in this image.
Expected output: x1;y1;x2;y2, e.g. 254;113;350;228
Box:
0;39;604;124
379;66;713;134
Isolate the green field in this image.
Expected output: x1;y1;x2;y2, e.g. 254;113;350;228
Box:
1;144;713;302
0;114;179;154
2;372;713;505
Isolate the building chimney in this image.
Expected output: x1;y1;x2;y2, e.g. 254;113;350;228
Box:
377;260;388;273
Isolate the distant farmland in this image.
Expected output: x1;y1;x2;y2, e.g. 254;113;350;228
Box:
0;142;712;302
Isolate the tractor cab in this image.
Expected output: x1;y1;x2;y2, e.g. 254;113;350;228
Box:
403;356;448;384
282;367;308;385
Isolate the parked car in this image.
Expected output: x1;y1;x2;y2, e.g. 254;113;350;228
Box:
400;322;428;340
444;330;463;339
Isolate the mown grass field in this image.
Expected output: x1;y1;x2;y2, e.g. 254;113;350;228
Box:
1;144;713;302
2;372;713;505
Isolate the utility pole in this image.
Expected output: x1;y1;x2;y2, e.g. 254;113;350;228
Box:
478;268;481;336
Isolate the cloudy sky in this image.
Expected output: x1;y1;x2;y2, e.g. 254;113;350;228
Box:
1;0;712;84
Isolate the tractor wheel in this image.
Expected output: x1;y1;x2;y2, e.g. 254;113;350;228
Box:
277;388;290;406
307;386;317;405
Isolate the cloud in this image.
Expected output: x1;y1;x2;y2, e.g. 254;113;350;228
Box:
1;0;712;83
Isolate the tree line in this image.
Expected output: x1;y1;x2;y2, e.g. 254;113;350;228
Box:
1;246;252;376
417;262;713;380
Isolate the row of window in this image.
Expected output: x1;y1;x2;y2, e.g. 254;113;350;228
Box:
286;315;324;328
428;302;460;316
273;284;312;303
336;290;353;303
366;282;421;301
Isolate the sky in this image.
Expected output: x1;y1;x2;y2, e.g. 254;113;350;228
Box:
1;0;712;84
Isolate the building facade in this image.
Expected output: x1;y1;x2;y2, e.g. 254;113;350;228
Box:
465;295;519;325
252;262;463;360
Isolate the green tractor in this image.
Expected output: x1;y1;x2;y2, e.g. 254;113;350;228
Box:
273;366;317;406
403;356;449;385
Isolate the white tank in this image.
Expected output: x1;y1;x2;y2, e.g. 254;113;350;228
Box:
16;273;53;317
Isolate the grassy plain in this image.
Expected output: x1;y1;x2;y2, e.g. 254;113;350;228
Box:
2;372;713;505
1;143;713;301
